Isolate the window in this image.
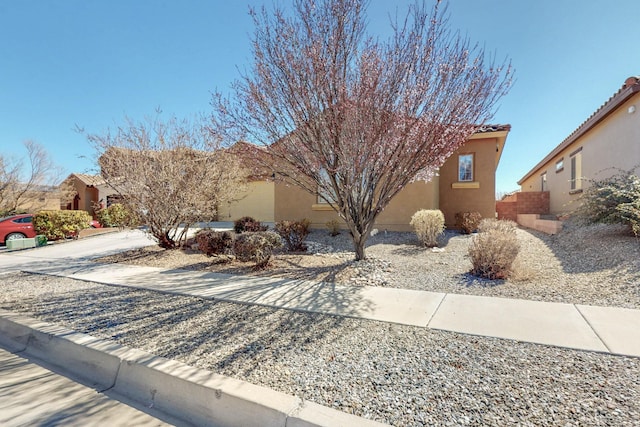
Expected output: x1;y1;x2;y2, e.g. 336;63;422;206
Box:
570;148;582;192
541;172;547;191
316;168;335;204
556;158;564;173
458;154;474;182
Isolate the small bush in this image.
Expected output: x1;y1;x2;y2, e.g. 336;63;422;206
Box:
96;203;138;228
233;231;283;268
469;225;520;280
233;216;268;233
478;218;518;234
576;167;640;236
326;219;341;236
195;229;234;257
275;218;311;252
456;211;482;234
410;209;444;247
33;210;92;241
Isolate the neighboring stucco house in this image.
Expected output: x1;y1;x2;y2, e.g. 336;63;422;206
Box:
518;76;640;215
226;125;511;231
60;173;117;218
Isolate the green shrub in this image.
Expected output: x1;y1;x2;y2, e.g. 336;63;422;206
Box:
195;229;234;257
326;219;341;236
96;203;138;228
233;216;268;233
275;218;311;252
95;208;110;228
33;210;91;241
456;211;482;234
468;221;520;280
410;209;445;247
233;231;282;268
576;167;640;236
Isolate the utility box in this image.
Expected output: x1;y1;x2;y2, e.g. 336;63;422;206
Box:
6;237;37;251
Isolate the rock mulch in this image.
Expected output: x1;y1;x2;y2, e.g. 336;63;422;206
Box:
1;272;639;427
1;221;639;426
97;221;640;309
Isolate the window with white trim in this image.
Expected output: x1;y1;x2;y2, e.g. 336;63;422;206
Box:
458;154;474;182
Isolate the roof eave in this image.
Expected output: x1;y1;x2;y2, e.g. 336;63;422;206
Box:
518;81;640;185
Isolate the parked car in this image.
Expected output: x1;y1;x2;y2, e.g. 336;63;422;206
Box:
0;214;36;244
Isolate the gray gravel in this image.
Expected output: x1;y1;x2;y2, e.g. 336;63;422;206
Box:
2;272;640;426
306;221;640;309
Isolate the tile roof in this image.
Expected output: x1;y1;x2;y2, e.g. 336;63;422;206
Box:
474;124;511;133
71;173;106;187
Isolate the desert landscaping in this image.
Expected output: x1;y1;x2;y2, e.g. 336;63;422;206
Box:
2;221;639;426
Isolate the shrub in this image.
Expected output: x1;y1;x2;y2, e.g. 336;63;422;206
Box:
326;219;341;236
468;222;520;280
456;211;482;234
576;167;640;236
478;218;518;234
96;203;138;228
275;218;311;252
233;216;268;233
410;209;444;247
195;229;234;257
33;210;92;241
233;231;283;268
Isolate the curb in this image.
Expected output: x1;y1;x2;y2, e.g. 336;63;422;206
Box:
0;311;387;427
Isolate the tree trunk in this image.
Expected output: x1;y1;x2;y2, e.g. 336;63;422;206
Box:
353;236;366;261
349;219;375;261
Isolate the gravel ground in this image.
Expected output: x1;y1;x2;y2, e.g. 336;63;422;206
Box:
1;272;639;426
313;221;640;309
1;221;639;426
98;220;640;309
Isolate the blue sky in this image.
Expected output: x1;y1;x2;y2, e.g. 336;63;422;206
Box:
1;0;638;194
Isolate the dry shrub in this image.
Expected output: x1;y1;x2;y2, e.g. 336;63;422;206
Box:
275;218;311;252
478;218;518;234
233;231;282;268
469;220;520;280
456;212;482;234
410;209;444;247
195;230;234;257
234;216;268;233
326;219;341;236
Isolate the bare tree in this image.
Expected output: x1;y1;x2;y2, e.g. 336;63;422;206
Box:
213;0;511;260
83;114;246;249
0;140;61;215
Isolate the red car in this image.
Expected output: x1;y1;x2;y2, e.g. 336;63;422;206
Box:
0;214;37;244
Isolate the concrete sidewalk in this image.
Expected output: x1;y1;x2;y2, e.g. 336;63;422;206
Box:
1;228;639;358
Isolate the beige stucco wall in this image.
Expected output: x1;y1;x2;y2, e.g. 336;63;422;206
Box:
273;136;501;231
218;180;275;222
520;93;640;215
274;179;439;232
438;137;498;227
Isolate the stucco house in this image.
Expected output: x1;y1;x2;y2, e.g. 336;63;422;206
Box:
222;125;511;231
518;75;640;216
60;173;118;218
